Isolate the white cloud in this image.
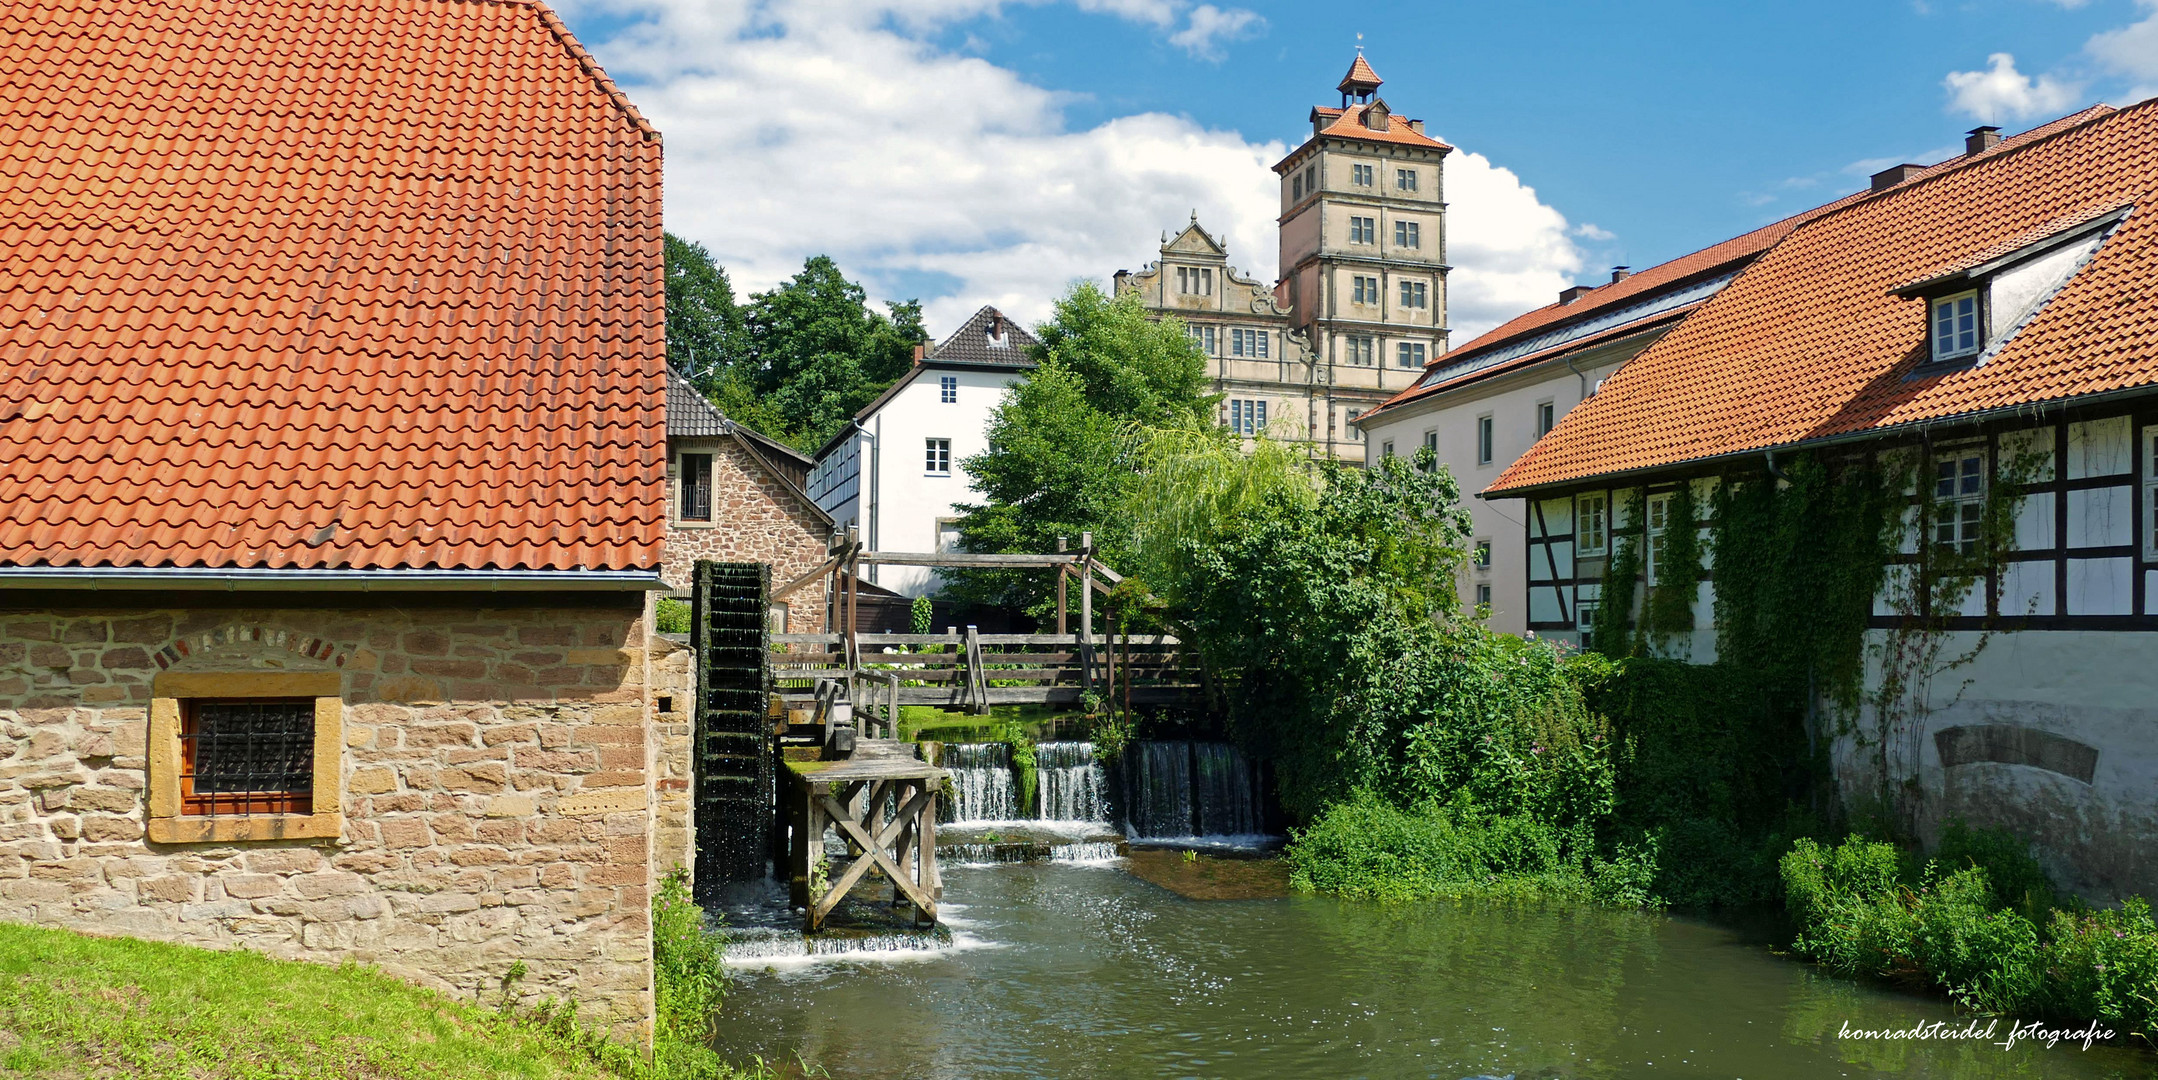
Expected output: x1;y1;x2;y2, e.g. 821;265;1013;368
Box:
572;0;1581;342
1571;222;1616;242
1943;52;2081;122
2087;0;2158;100
1167;5;1264;60
1439;148;1584;337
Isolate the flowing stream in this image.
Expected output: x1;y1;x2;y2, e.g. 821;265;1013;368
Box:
715;860;2149;1079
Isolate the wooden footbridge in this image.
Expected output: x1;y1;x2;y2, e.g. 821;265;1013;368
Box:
686;535;1200;927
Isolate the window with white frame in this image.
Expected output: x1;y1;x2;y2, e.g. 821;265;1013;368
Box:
925;438;951;476
1930;290;1982;362
1399;280;1428;308
1352;275;1380;304
1473;539;1491;569
1422;429;1438;464
1575;492;1609;556
1350;216;1376;244
1933;448;1986;555
936;518;963;553
2146;426;2158;558
1575;601;1599;632
1351;163;1374;186
1395;168;1417;192
1476;415;1494;465
1188;324;1217;354
1345;335;1376;365
939;375;958;403
1397;342;1426;368
1227;399;1268;436
1394;221;1420;249
1536;401;1555;436
1476;583;1492;607
1645;492;1673;584
1381;439;1395;458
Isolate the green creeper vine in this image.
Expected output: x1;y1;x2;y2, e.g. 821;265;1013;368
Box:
1588;494;1642;657
1588;484;1704;658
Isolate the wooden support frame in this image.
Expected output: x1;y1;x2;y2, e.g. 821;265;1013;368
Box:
789;761;943;931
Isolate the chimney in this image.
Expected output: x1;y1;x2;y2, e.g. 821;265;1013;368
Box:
913;343;926;361
1965;125;2002;155
1407;119;1425;135
1559;284;1597;304
1869;163;1925;192
1610;265;1633;284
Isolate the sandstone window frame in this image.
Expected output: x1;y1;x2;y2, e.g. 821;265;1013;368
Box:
148;670;343;844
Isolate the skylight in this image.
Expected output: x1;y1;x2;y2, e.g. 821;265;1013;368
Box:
1419;270;1740;389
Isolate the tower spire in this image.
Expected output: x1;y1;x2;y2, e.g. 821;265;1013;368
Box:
1338;46;1382;106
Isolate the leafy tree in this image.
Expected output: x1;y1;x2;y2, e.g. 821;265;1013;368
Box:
947;283;1213;612
738;256;925;450
663;233;745;394
661;245;924;450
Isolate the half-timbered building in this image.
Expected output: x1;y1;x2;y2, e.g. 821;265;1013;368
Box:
1486;101;2158;900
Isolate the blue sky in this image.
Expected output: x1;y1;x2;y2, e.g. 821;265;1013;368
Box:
554;0;2158;340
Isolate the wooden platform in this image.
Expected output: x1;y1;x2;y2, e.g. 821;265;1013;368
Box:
784;740;946;931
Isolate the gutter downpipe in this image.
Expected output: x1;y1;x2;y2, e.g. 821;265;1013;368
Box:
1563;352;1590;403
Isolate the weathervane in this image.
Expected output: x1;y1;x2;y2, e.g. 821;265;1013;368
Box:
1355;32;1363;55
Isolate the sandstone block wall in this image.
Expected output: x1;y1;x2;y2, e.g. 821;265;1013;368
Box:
665;435;831;632
0;598;684;1037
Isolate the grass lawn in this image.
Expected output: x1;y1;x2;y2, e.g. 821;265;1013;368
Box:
0;921;633;1079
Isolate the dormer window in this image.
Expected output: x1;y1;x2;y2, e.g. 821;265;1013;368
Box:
1930;290;1981;362
1897;204;2131;369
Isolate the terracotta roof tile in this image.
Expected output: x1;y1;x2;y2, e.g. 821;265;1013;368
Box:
0;0;665;571
1338;55;1382;93
1489;102;2158;495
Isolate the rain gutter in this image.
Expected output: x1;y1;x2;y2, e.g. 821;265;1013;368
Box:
0;567;667;592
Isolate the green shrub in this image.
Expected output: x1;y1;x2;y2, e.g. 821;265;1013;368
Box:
650;868;739;1080
655;599;691;635
1286;792;1616;905
1781;833;2158;1038
2045;899;2158;1038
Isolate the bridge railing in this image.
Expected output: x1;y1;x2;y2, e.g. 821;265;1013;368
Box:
769;630;1193;714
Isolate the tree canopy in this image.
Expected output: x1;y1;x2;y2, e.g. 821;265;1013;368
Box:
945;283;1213;612
662;240;925;450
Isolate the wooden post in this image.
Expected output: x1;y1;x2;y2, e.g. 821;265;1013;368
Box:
1055;536;1068;635
1078;531;1094;693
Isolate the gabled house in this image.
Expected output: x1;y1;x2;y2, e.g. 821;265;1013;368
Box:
0;0;676;1033
1356;202;1855;632
1485;103;2158;899
806;305;1036;596
663;370;831;630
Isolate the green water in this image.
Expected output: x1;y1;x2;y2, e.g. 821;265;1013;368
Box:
715;860;2154;1079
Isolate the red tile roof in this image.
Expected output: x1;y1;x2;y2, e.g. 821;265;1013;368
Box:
1489;102;2158;495
1291;105;1453;155
1339;55;1383;93
0;0;665;572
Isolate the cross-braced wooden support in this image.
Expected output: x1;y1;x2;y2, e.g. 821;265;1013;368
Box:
786;748;944;931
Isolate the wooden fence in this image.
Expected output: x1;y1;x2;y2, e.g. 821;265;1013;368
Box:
769;630;1195;720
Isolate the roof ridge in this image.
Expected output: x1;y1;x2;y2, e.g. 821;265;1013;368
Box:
514;0;661;142
1837;103;2119;212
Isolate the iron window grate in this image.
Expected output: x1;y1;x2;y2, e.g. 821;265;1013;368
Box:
181;699;315;816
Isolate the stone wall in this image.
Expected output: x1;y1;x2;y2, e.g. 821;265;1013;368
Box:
648;635;695;882
665;434;831;632
0;596;682;1037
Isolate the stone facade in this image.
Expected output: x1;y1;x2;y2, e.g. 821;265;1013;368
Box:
665;434;831;632
0;597;690;1037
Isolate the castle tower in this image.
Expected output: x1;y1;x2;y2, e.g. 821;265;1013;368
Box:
1277;52;1451;424
1116;51;1449;460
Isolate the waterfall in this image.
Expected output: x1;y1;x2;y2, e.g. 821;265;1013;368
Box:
939;743;1018;824
1035;741;1109;825
1118;740;1267;840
